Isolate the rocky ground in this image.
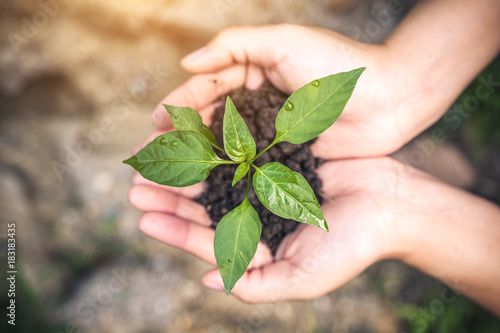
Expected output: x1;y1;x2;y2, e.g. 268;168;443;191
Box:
0;0;499;332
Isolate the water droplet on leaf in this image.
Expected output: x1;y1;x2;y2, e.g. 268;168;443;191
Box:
171;140;179;147
160;138;168;146
311;80;320;87
201;125;208;130
284;101;294;111
173;114;179;119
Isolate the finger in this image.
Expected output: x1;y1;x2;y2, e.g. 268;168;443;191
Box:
200;224;314;302
310;119;401;160
316;158;385;197
244;64;266;90
317;157;416;198
181;25;293;73
249;241;274;269
201;259;325;303
140;212;216;265
201;262;295;301
152;65;257;129
316;159;362;197
132;173;206;198
129;185;211;226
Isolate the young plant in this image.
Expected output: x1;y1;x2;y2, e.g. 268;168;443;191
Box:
124;67;365;295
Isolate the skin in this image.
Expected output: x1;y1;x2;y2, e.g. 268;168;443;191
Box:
130;158;500;314
128;0;500;315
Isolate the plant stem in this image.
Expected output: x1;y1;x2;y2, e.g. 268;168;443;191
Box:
244;168;251;199
249;138;279;163
211;143;225;153
218;160;240;165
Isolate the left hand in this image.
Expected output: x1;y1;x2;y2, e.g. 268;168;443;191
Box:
128;157;421;303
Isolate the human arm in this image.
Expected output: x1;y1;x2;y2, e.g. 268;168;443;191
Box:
151;0;500;159
128;157;500;315
382;0;500;148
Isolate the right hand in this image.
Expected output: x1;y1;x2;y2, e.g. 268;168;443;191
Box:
150;24;413;159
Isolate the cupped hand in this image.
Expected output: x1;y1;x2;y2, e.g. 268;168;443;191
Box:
128;157;429;303
150;24;410;159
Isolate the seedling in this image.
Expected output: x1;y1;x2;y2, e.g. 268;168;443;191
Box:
124;68;365;295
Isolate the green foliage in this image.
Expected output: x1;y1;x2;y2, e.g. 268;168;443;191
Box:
123;131;234;187
164;104;222;151
223;96;256;162
253;162;328;231
233;161;250;186
124;68;365;294
214;196;262;295
397;292;500;333
273;67;365;145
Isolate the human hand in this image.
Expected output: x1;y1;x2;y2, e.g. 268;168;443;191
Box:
128;157;428;302
150;24;405;159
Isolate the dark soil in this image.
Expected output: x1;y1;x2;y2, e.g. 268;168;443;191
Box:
195;82;323;255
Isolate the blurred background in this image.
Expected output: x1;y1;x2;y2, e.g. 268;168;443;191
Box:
0;0;499;332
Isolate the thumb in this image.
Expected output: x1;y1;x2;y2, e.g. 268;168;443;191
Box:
181;25;295;73
201;260;320;303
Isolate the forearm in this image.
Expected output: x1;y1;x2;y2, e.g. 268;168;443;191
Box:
396;177;500;315
383;0;500;139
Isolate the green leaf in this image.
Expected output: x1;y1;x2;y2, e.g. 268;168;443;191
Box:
253;162;328;231
274;67;365;145
232;162;250;187
123;131;230;187
223;96;256;162
164;104;221;150
214;197;262;295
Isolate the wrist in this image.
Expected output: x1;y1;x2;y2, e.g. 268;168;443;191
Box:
374;161;449;262
381;0;500;147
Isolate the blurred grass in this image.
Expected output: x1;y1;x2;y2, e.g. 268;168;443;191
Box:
397;293;500;333
0;267;65;333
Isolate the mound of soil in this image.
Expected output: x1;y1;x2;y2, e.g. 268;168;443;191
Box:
194;82;323;255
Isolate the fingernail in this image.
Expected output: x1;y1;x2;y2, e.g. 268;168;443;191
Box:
202;279;225;292
151;106;168;127
182;47;207;63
